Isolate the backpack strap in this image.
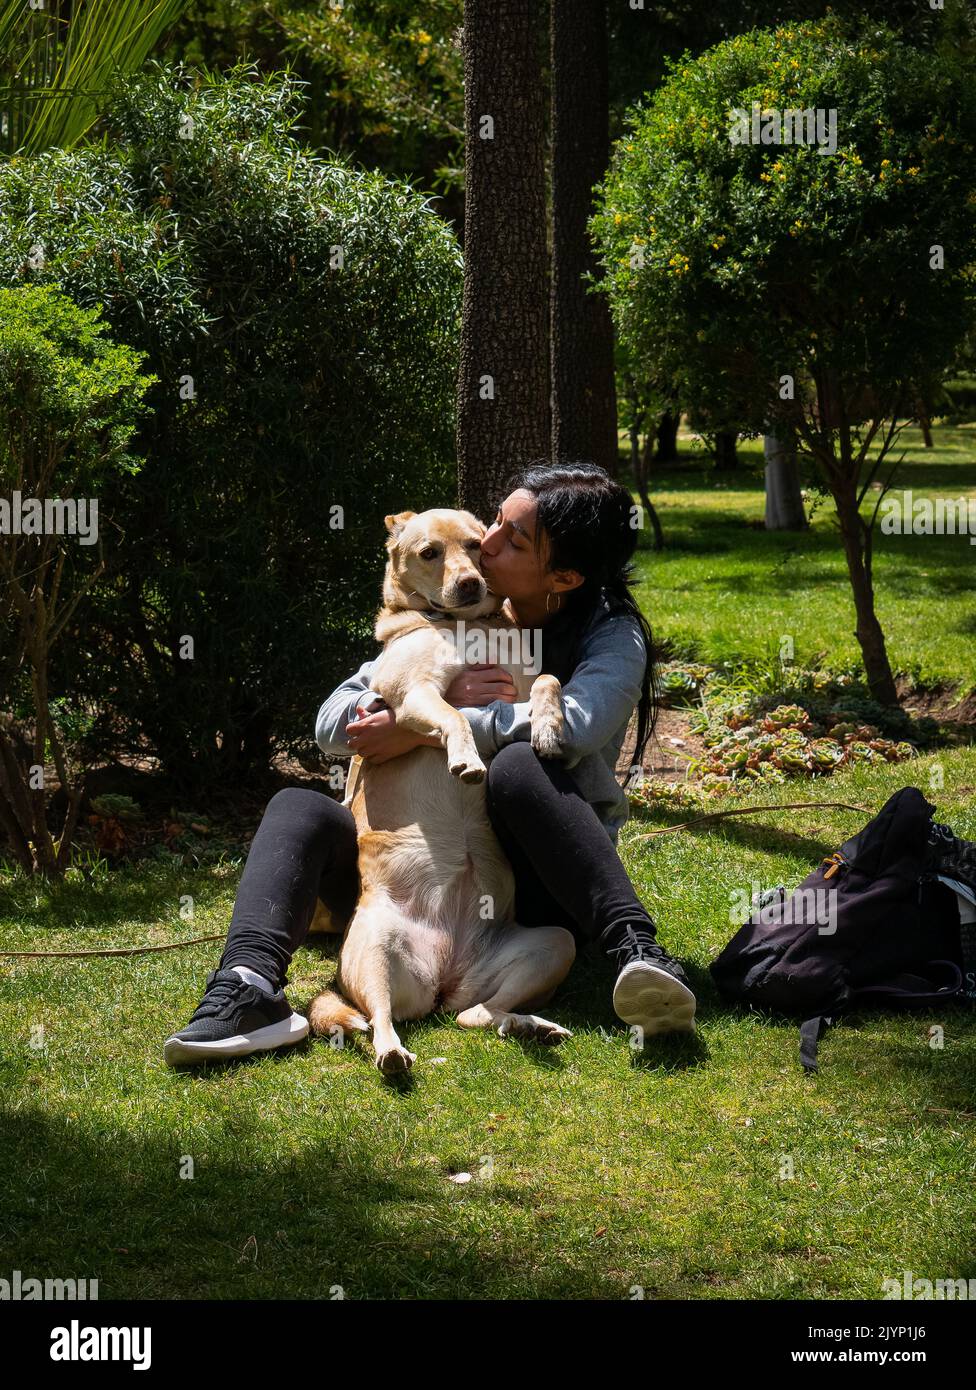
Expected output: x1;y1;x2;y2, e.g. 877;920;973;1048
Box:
801;962;965;1072
848;959;963;1006
799;1014;833;1073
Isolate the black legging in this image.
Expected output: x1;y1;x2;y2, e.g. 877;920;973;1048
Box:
220;742;658;989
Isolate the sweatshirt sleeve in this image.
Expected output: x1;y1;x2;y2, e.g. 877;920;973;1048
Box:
314;658;385;757
460;614;646;769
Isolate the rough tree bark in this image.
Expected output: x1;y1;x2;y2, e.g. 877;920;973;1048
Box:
550;0;618;476
456;0;550;522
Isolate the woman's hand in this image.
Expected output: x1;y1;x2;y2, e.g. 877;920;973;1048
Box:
345;664;516;764
444;663;518;707
345;707;440;764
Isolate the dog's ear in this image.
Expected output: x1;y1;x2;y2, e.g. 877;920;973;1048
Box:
384;511;417;545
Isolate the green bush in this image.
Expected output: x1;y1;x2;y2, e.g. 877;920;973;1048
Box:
0;284;154;874
0;61;462;788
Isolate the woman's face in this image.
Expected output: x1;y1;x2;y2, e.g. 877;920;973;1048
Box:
479;489;543;603
480;488;581;606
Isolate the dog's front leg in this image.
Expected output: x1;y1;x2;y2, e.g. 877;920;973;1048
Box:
396;682;486;783
528;674;564;758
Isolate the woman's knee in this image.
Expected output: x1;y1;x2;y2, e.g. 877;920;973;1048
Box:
264;787;357;848
486;741;548;809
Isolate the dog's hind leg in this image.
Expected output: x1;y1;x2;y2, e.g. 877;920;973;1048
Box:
340;901;442;1076
448;923;576;1045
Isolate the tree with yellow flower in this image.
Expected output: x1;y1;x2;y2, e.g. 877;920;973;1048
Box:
591;15;976;705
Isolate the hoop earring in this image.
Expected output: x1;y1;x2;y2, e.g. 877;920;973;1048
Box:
546;590;562;615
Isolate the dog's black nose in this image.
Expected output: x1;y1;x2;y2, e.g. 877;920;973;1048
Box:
456;575;481;596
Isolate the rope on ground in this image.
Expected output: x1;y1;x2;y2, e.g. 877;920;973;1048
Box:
0;933;225;959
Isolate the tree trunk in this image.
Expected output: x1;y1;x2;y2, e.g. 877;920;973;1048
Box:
550;0;617;476
640;426;654;476
456;0;550;522
714;431;738;470
629;422;641;477
656;408;679;462
764;429;807;531
833;483;899;705
635;432;664;550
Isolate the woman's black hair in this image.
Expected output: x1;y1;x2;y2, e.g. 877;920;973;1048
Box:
498;459;659;778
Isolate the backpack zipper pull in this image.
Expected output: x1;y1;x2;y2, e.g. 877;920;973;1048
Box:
822;852;846;879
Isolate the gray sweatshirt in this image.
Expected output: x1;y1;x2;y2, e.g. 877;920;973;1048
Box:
314;590;646;845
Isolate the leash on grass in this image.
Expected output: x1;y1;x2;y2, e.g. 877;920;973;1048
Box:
1;801;869;959
0;933;225;959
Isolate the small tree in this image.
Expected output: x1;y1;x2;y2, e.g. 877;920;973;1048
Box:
0;285;154;876
591;17;976;703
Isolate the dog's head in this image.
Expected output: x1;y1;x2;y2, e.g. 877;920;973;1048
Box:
381;508;503;618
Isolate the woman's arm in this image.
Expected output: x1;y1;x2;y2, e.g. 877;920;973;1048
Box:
456;614;646;768
314;659;386;756
319;663;519;764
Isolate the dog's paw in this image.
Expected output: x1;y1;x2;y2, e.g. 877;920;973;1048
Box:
449;755;486;783
530;721;563;759
375;1044;416;1075
497;1013;572;1046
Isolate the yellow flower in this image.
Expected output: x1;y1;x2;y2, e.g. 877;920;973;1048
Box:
907;166;920;176
416;30;432;44
614;212;623;224
760;172;772;182
881;159;891;168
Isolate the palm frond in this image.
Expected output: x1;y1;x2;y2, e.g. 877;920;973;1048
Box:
0;0;188;157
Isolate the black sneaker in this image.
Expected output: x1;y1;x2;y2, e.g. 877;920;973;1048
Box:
604;924;697;1037
163;969;309;1065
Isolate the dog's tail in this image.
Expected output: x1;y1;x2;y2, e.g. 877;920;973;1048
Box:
306;988;370;1038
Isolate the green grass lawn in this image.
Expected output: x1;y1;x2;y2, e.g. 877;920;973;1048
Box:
1;425;974;1300
633;425;976;695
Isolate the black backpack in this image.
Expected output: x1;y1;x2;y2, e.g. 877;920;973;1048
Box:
709;786;969;1071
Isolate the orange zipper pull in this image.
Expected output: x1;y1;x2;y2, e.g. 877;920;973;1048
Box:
821;852;845;880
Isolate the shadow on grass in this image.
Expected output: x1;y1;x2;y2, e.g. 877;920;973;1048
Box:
0;1107;644;1299
626;799;852;864
0;864;240;933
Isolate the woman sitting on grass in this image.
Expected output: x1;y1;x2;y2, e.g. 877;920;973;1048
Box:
163;461;697;1065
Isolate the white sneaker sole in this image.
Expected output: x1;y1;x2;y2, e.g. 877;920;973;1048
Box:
613;962;697;1038
163;1010;309;1065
